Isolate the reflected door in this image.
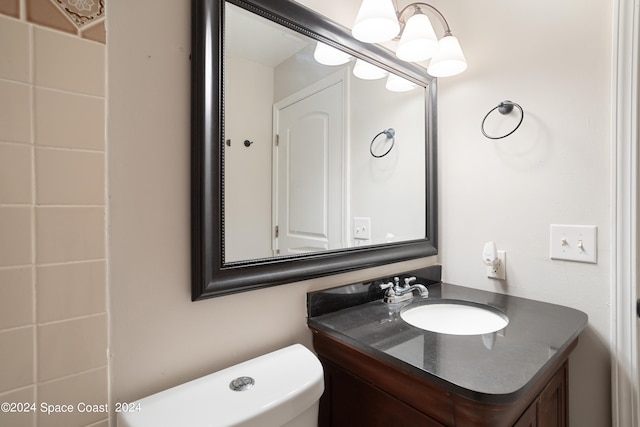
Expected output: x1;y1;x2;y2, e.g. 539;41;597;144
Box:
273;80;345;255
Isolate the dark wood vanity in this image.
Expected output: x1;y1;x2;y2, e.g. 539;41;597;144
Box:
307;268;587;427
312;328;573;427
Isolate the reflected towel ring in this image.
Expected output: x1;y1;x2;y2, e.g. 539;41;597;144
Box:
481;101;524;140
370;128;396;158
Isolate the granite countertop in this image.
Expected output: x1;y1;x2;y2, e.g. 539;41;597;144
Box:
307;268;588;404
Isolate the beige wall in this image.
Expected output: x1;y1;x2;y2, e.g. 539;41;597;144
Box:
431;1;613;426
110;1;613;427
0;5;107;427
107;0;436;413
0;0;616;426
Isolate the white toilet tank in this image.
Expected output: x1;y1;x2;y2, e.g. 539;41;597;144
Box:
117;344;324;427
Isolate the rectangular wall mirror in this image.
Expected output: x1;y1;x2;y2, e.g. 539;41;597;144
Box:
191;0;438;300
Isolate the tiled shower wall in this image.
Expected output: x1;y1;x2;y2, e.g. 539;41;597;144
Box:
0;2;108;427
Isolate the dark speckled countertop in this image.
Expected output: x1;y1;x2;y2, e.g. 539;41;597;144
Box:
307;266;588;404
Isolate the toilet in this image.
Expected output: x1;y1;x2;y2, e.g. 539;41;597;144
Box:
117;344;324;427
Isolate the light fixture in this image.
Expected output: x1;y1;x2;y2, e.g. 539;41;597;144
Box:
352;0;400;43
396;9;437;62
426;35;467;77
351;1;467;77
313;42;352;66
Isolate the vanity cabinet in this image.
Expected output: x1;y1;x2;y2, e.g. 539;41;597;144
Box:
319;357;445;427
514;363;567;427
312;329;572;427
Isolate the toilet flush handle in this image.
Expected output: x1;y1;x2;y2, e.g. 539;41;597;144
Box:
229;376;255;391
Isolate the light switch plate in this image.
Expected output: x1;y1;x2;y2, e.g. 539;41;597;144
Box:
550;224;597;263
353;217;371;240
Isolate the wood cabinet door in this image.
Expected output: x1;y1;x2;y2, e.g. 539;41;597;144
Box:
537;364;567;427
513;401;537;427
320;359;445;427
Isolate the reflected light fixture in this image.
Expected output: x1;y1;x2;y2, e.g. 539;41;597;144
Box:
351;0;467;77
385;73;417;92
313;42;352;66
353;58;388;80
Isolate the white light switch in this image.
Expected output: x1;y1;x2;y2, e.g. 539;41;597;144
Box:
354;217;371;240
550;225;597;263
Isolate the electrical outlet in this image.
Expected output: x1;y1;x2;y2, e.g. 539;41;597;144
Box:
550;225;597;263
487;250;506;280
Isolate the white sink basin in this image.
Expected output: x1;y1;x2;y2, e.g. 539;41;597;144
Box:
400;300;508;335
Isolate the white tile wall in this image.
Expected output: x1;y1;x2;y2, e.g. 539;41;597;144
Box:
37;314;107;382
36;261;106;323
0;326;35;393
0;11;107;427
36;148;105;205
38;367;108;427
0;386;37;427
0;81;32;142
0;267;33;329
0;143;32;203
34;27;105;96
0;15;31;82
35;88;105;150
0;206;32;267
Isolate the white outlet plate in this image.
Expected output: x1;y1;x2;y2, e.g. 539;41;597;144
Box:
353;217;371;240
487;250;506;280
550;224;597;263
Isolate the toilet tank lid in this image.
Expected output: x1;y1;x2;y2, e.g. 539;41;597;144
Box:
117;344;324;427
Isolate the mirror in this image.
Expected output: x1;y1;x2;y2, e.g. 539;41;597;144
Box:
191;0;438;300
224;3;427;262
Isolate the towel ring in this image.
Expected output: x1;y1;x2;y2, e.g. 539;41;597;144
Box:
370;128;395;158
481;101;524;140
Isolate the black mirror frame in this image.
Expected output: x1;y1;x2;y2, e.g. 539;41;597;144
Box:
191;0;438;300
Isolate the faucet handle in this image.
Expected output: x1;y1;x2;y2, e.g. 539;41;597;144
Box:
404;276;417;286
380;282;396;297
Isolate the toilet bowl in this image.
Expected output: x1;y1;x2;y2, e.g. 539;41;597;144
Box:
117;344;324;427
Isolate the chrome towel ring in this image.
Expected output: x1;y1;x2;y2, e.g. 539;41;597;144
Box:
370;128;396;158
481;101;524;140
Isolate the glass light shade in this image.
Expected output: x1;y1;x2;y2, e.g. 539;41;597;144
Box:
313;42;351;66
385;73;417;92
396;13;438;62
353;59;388;80
427;35;467;77
352;0;400;43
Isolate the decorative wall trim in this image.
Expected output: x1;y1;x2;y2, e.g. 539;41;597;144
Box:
0;0;105;44
611;0;639;425
53;0;104;28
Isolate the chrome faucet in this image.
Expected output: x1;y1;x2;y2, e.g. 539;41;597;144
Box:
380;276;429;304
